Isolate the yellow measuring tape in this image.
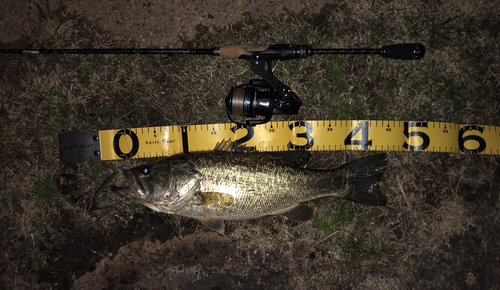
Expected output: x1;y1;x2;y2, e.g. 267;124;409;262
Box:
58;120;500;163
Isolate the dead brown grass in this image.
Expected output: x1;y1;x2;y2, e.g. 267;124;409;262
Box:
0;0;499;289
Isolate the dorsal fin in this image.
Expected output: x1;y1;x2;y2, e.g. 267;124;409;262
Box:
214;139;256;153
214;138;234;152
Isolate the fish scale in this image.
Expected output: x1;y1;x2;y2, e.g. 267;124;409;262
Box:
154;153;334;220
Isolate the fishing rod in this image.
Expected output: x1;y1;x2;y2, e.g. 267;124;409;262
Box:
1;43;425;126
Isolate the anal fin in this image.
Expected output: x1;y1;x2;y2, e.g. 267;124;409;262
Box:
200;218;225;234
283;204;314;222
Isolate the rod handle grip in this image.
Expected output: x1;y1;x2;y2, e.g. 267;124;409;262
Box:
381;43;425;60
219;45;270;59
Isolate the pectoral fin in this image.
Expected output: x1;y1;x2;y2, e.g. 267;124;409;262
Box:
200;218;225;234
199;192;234;208
283;204;314;222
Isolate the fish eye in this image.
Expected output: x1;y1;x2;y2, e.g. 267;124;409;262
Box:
142;166;152;176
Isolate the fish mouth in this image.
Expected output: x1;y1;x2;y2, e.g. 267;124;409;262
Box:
124;169;150;199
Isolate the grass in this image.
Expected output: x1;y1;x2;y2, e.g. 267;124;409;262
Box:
0;0;499;289
35;177;60;200
312;204;355;238
1;196;24;214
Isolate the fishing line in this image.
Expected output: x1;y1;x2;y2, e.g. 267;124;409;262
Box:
91;171;128;220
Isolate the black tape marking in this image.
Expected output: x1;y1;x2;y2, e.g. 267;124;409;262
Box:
181;126;189;153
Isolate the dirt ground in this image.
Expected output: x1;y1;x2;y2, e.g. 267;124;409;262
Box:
1;0;499;289
1;0;328;46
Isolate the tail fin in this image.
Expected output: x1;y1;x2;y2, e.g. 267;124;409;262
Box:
341;153;388;206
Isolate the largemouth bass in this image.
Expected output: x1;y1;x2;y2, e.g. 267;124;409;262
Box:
118;140;388;233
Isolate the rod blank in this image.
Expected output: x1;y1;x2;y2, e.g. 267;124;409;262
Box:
0;48;218;55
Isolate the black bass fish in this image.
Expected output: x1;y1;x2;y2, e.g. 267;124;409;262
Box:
117;140;388;233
